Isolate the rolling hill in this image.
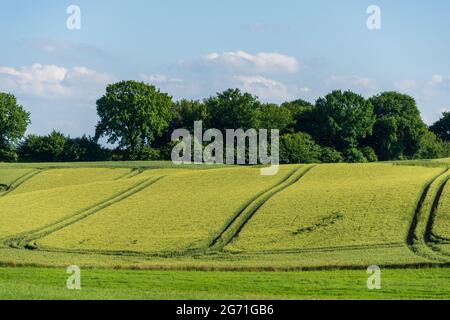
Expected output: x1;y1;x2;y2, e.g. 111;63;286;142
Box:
0;160;449;272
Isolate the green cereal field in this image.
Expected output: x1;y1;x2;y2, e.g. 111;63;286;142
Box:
0;161;449;299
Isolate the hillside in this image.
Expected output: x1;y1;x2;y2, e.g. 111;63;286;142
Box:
0;161;449;270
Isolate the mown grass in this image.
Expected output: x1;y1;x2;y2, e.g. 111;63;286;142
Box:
0;266;449;300
36;166;297;254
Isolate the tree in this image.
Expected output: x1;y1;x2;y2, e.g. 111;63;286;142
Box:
257;103;293;133
156;99;208;148
430;111;450;141
205;89;260;131
414;131;445;160
361;146;378;162
95;81;173;159
63;135;110;161
279;132;321;164
319;147;343;163
367;92;427;160
18;130;65;162
306;90;375;152
280;99;314;133
344;148;367;163
0;93;30;161
172;99;208;132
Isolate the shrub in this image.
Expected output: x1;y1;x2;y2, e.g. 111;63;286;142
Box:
319;147;343;163
63;136;111;161
18;131;65;162
138;147;161;161
279;132;321;164
344;148;367;163
0;144;18;162
414;131;445;160
361;147;378;162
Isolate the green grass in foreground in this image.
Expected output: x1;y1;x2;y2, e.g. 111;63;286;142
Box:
0;267;449;300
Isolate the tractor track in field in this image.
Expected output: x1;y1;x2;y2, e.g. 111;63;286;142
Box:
424;174;450;257
407;167;450;262
2;175;165;250
425;175;450;244
222;242;406;256
207;165;316;252
5;165;316;259
0;169;42;197
15;240;406;260
115;168;143;180
5;163;450;267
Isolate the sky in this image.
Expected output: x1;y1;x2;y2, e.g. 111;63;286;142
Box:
1;0;450;137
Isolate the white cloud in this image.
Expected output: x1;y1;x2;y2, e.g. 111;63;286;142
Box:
327;75;378;91
0;64;115;100
140;74;183;84
428;74;450;87
394;79;417;91
419;74;450;99
234;75;292;101
299;87;311;93
0;64;69;97
68;67;115;85
18;39;109;58
430;74;444;85
200;50;300;74
139;73;203;100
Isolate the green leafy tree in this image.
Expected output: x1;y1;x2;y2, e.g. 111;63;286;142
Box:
95;81;173;159
344;148;367;163
280;98;314;133
18;130;65;162
368;92;427;160
152;99;207;149
172;99;208;131
430;111;450;141
307;90;375;152
155;99;209;149
414;131;445;160
63;135;110;161
0;93;30;161
319;147;343;163
257;103;293;133
279;132;321;164
205;89;260;131
361;146;378;162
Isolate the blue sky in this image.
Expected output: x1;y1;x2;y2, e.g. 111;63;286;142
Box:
1;0;450;137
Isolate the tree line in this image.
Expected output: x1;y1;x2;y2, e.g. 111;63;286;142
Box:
1;80;450;164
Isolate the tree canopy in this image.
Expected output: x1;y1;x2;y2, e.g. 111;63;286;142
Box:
3;84;450;164
95;81;173;159
430;111;450;141
205;88;260;131
0;93;30;161
368;92;427;160
305;90;375;152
